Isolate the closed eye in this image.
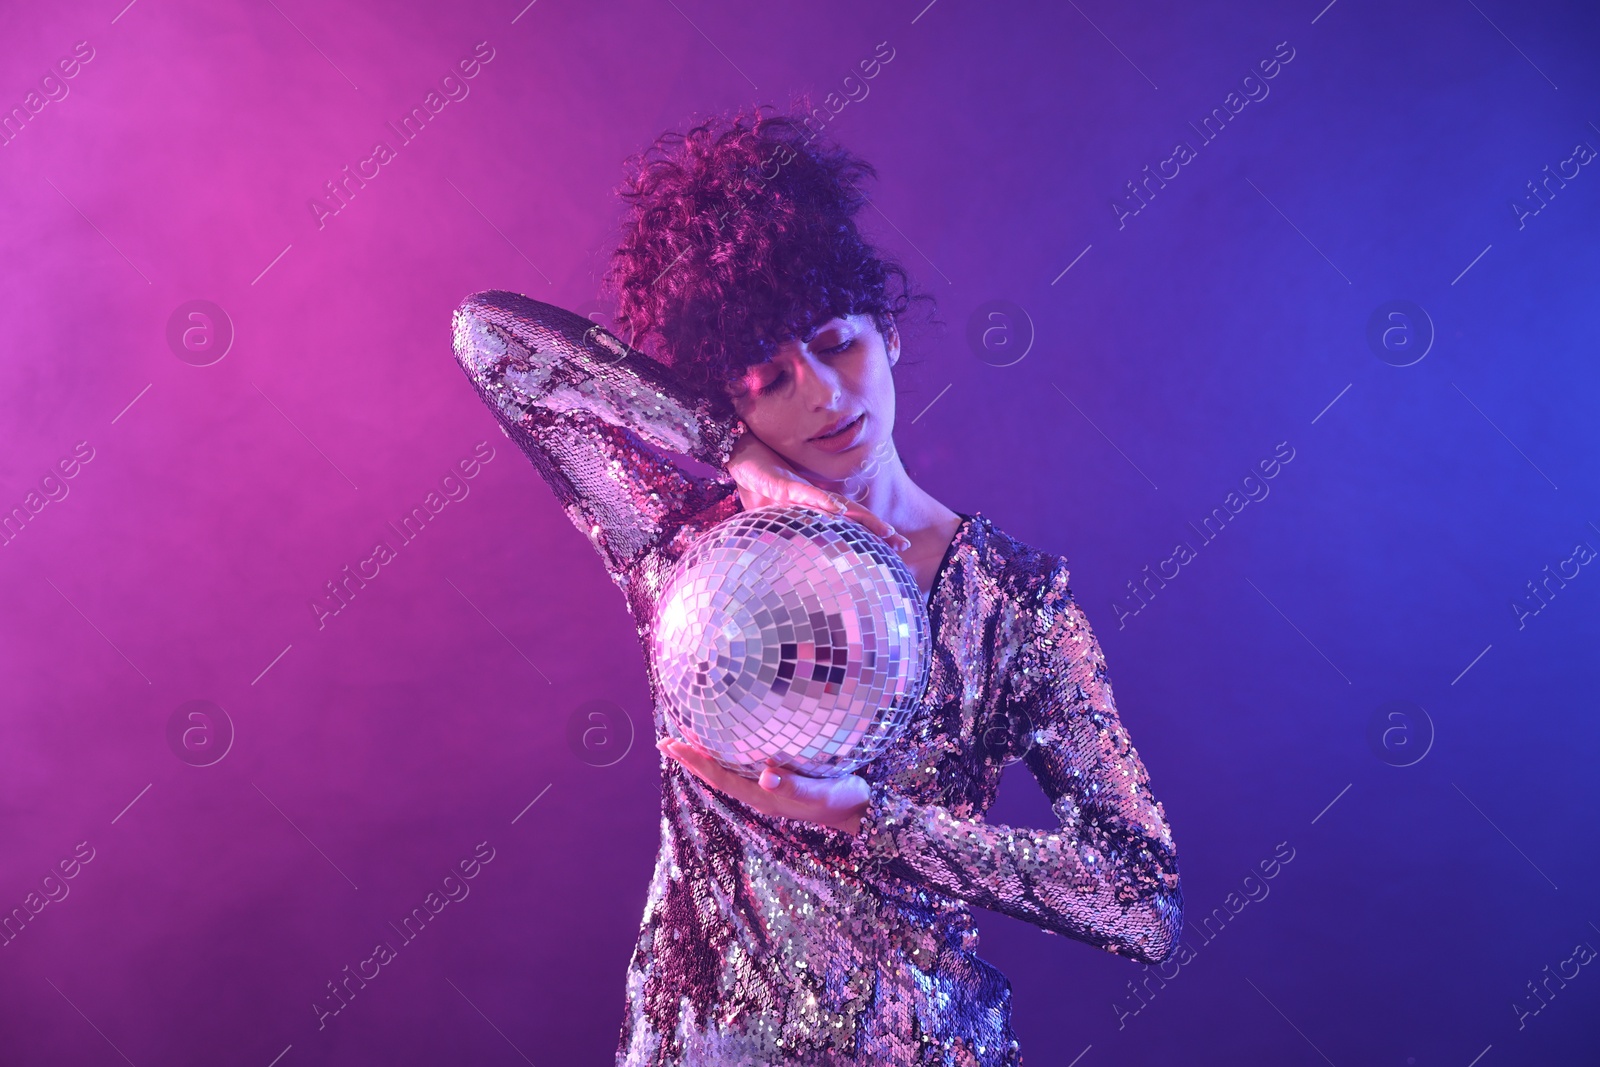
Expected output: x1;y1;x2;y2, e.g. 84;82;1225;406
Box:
758;337;855;394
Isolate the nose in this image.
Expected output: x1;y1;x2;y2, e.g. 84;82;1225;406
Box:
792;351;841;409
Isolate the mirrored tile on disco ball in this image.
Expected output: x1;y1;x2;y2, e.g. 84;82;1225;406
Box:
652;503;931;778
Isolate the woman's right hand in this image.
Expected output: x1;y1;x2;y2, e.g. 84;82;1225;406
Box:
726;431;912;553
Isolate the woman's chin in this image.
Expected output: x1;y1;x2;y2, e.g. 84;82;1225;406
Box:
794;448;880;490
785;456;852;487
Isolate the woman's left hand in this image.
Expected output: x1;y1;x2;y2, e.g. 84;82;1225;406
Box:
726;431;912;553
658;737;871;835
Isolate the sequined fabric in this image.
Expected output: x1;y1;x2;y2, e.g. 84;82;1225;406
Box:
451;290;1183;1066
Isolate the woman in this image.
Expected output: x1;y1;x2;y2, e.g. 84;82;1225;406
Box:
450;105;1182;1066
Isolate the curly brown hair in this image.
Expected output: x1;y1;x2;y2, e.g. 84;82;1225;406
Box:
601;101;929;422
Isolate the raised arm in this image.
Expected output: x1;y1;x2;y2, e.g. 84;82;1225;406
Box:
850;559;1184;964
450;290;744;583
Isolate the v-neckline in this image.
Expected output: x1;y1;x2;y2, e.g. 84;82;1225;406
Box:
924;511;975;612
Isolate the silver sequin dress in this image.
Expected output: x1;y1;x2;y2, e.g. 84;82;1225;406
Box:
450;290;1184;1067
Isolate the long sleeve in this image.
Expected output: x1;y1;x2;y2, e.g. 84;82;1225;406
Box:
450;290;744;583
850;559;1183;964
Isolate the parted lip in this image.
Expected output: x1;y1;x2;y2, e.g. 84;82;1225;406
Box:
810;412;863;440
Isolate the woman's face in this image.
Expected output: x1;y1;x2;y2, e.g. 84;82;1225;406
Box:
727;314;898;482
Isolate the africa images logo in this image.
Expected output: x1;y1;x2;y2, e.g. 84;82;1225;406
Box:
307;42;496;231
1111;40;1297;229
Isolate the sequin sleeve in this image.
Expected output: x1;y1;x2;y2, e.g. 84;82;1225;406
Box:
450;290;745;581
851;560;1183;965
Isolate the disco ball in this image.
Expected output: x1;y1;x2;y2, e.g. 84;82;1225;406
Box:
651;503;932;779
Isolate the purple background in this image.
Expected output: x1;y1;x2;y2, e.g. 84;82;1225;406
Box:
2;0;1597;1064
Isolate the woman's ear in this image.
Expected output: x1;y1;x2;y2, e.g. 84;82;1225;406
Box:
885;317;900;367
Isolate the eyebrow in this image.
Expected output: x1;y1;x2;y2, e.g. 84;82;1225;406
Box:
802;320;850;345
740;358;778;384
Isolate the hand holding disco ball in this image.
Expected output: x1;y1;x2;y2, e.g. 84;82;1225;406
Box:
724;431;913;553
651;503;932;780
